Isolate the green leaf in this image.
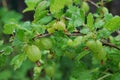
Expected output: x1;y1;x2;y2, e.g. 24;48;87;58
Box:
10;54;27;70
3;46;13;55
72;62;92;80
0;70;11;80
81;2;89;13
33;0;50;22
50;0;66;14
94;20;105;28
12;37;23;47
19;21;32;33
32;24;46;34
104;13;113;22
97;28;111;39
77;71;92;80
67;6;85;27
75;50;89;61
80;28;89;34
67;23;75;32
23;0;40;12
3;22;18;34
87;13;94;29
0;55;6;67
16;29;25;41
36;0;50;11
104;16;120;32
38;16;53;24
73;0;82;4
1;10;22;23
33;66;43;80
111;73;120;80
20;21;32;31
0;40;3;46
115;35;120;41
34;10;48;22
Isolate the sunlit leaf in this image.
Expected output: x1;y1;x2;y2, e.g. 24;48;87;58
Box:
10;54;27;70
87;13;94;29
104;16;120;32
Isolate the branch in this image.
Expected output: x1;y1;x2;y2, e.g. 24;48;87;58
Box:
2;0;8;9
33;34;51;40
65;32;85;37
32;33;120;50
33;32;85;40
63;17;72;21
101;40;120;50
87;0;99;8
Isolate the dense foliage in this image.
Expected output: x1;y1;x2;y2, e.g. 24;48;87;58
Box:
0;0;120;80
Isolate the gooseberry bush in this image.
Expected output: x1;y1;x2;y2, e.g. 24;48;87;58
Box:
1;0;120;80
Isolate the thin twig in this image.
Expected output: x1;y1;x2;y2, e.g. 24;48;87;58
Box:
2;0;8;8
97;73;112;80
101;40;120;50
33;34;51;40
87;0;99;8
64;17;72;20
65;32;85;36
33;32;85;40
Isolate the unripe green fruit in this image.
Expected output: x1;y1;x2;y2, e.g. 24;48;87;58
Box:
73;36;83;47
81;2;89;13
86;40;97;51
64;51;75;59
53;21;66;31
86;40;106;60
39;38;53;50
96;40;102;48
96;40;106;60
45;66;55;77
67;39;73;46
102;7;108;14
34;66;42;73
86;40;98;55
47;27;55;34
47;54;53;59
25;45;41;62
